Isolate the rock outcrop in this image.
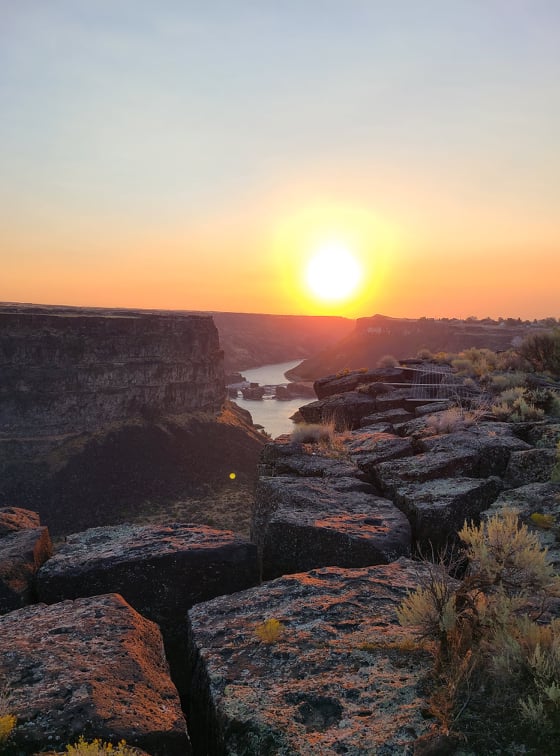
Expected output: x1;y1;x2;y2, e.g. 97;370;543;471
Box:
0;593;190;755
36;523;260;699
0;507;52;613
252;476;411;580
187;559;435;756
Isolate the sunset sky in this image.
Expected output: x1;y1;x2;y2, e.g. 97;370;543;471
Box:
1;1;559;319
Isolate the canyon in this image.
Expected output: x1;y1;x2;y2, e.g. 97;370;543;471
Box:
1;304;559;754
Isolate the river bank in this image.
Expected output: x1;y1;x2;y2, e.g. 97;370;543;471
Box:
230;360;311;439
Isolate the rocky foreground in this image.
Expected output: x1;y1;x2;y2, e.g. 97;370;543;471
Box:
1;364;559;754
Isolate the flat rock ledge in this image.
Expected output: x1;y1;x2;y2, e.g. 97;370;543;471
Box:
0;593;190;755
252;476;411;580
186;558;434;756
36;522;259;700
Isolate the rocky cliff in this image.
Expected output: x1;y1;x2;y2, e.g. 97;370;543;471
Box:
0;305;225;436
0;305;266;536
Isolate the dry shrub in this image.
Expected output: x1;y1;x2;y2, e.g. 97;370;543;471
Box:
398;508;560;751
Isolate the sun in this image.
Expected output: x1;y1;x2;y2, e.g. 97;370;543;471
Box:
305;243;362;302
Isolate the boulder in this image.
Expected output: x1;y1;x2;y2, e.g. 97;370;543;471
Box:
258;437;362;479
252;476;411;579
418;425;531;477
0;526;52;614
345;431;415;481
285;382;316;399
0;506;40;535
36;522;259;698
393;476;503;548
525;422;560;448
503;448;557;487
373;450;480;495
482;482;560;572
414;401;454;416
358;408;414;427
186;559;435;755
374;388;414;412
298;392;380;430
313;367;408;399
0;593;189;755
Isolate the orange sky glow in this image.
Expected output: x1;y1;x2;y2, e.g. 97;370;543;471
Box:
2;2;559;321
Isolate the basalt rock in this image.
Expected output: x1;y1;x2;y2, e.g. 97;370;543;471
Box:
298;393;381;430
345;431;415;481
503;448;557;487
186;559;435;755
0;593;190;755
358;408;414;427
418;424;531;477
0;506;40;535
482;482;560;571
0;508;52;614
372;449;481;495
258;437;362;479
313;367;408;399
393;476;503;549
36;522;259;700
252;476;411;580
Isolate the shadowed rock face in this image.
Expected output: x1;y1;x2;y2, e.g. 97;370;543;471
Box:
0;593;190;755
186;559;434;756
252;476;411;580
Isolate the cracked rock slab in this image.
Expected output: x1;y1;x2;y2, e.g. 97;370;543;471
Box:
393;476;503;548
252;476;411;580
186;559;434;756
36;522;259;700
0;593;190;755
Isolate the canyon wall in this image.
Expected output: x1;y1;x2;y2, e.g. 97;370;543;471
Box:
0;305;236;534
0;307;225;436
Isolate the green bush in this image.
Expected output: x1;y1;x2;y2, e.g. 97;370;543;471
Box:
491;387;545;422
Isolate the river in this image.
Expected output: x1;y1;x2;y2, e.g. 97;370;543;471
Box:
232;359;309;439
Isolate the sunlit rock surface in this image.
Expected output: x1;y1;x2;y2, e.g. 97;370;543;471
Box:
187;559;434;756
0;507;52;614
0;593;190;755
